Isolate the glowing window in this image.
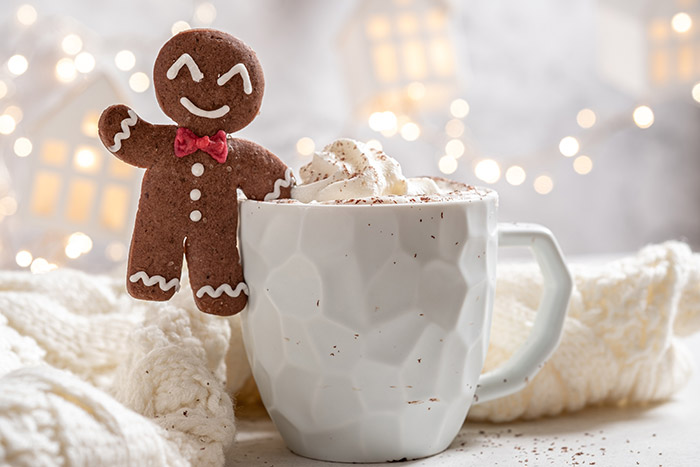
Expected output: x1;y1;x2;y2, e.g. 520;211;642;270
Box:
366;16;391;40
402;40;427;79
81;111;100;138
100;184;129;231
65;178;96;223
430;38;454;76
109;158;134;179
426;9;446;31
650;49;669;84
397;13;418;35
679;45;693;80
41;140;69;166
372;43;399;83
31;171;62;216
649;18;669;42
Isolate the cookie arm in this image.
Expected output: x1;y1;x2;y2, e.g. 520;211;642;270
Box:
232;139;295;201
98;104;172;169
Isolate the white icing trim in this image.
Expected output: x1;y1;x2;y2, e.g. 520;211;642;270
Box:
167;53;204;82
196;282;249;299
180;97;230;119
129;271;180;292
264;167;295;201
108;109;138;152
217;63;253;94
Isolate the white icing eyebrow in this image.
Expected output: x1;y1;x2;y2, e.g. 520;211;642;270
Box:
217;63;252;94
167;53;204;82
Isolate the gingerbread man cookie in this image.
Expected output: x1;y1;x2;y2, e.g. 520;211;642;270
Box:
98;29;294;316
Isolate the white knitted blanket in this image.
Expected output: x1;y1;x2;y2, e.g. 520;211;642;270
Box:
0;242;698;466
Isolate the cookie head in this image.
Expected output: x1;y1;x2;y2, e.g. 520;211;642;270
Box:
154;29;265;136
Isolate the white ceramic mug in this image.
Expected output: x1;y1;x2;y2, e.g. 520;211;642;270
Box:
239;188;572;463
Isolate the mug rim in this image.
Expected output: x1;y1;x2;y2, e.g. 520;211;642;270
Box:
241;186;498;208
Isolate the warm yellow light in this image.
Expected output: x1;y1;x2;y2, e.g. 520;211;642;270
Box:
171;20;191;36
505;166;526;186
366;16;391;40
368;112;383;131
55;58;77;83
366;139;383;151
633;105;654;129
397;13;418;35
13;137;32;157
194;2;217;25
115;50;136;71
129;72;150;93
368;111;398;135
74;52;95;73
65;243;81;259
4;105;22;122
450;98;470;118
576;108;596;128
0;115;16;135
0;196;17;216
81;111;99;138
406;82;426;100
445;119;464;138
61;34;83;55
400;122;420;141
106;242;127;262
16;4;37;25
0;81;7;99
438;155;458;174
68;232;93;254
559;136;580;157
30;257;53;274
573;155;593;175
15;250;33;267
671;12;692;33
296;137;315;156
693;83;700;103
75;147;97;169
474;159;501;184
445;139;465;158
534;175;553;195
8;55;29;76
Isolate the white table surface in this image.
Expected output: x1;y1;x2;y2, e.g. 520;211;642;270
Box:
227;333;700;467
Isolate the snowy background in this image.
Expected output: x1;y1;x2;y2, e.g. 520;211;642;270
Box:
1;0;699;272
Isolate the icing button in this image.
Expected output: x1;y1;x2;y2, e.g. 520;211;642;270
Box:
190;210;202;222
190;189;201;201
191;163;204;177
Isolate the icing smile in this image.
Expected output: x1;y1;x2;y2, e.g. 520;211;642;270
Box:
180;97;230;119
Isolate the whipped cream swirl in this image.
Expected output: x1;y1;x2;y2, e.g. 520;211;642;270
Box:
292;139;448;203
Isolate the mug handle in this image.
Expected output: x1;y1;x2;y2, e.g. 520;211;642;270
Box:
473;223;573;404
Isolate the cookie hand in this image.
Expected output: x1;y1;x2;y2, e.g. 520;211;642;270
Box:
98;104;171;169
231;139;295;201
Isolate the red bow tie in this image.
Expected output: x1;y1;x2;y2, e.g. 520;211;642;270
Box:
174;128;228;163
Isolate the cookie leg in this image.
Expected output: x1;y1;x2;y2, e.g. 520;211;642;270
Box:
185;232;248;316
126;210;184;301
